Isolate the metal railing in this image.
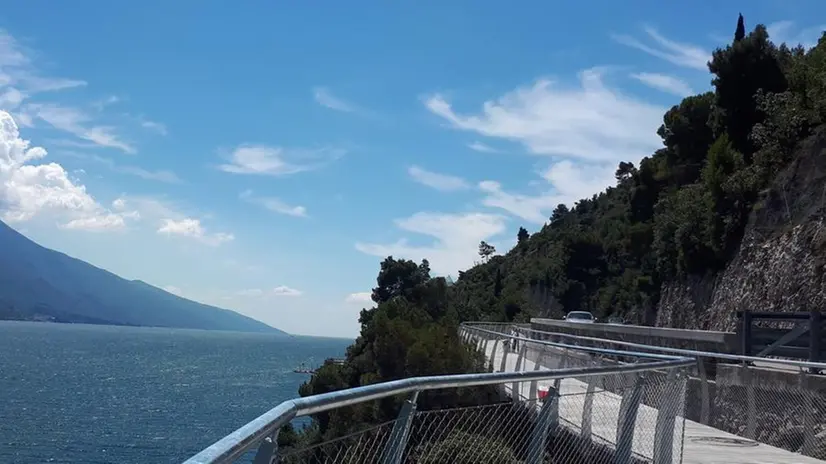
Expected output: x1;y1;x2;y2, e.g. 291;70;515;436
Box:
463;322;826;460
184;328;694;464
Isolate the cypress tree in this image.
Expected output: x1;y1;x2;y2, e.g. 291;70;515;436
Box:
734;13;746;42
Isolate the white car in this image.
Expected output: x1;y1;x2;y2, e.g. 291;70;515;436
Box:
563;311;595;323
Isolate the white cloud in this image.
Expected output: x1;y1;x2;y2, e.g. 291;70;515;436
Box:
0;111;135;230
424;68;665;164
356;212;508;276
408;165;470;192
477;161;617;224
768;21;826;50
345;292;372;304
313;87;356;113
630;72;693;97
218;145;345;176
157;218;234;246
23;103;135;153
273;286;302;296
468;141;498;153
612;27;710;71
235;286;302;297
61;151;181;183
60;213;137;232
140;119;168;135
0;29;87;100
0;30;157;154
239;190;307;217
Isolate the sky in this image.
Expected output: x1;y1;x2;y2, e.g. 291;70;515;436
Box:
0;1;824;338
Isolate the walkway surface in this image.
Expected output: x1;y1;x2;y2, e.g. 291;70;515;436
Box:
482;340;825;464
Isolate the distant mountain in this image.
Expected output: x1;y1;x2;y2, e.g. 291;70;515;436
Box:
0;220;286;334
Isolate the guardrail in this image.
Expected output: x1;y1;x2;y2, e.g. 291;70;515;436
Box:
464;322;826;460
184;328;693;464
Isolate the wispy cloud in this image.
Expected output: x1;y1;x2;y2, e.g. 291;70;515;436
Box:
630;72;693;97
467;141;499;153
478;161;617;224
218;144;345;177
239;190;307;217
236;286;303;297
407;165;470;192
140;118;168;135
345;292;372;304
0;29;87;100
612;27;710;71
157;218;234;246
61;151;181;183
356;212;508;276
313;87;357;113
767;21;826;49
0;30;164;154
22;103;135;153
425;68;665;163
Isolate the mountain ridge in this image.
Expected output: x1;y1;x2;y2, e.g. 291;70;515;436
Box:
0;220;285;334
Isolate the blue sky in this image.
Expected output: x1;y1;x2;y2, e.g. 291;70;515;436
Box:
0;1;824;337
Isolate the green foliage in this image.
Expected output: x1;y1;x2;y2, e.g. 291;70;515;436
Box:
288;13;826;456
413;432;520;464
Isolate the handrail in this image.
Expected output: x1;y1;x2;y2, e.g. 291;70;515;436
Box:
465;325;690;361
462;322;826;370
184;337;692;464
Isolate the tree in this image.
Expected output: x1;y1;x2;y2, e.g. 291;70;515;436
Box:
615;161;636;183
371;256;430;304
478;241;496;261
550;204;569;223
735;13;746;42
517;227;529;245
709;21;788;160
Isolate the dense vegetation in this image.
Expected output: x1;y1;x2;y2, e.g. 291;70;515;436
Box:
290;14;826;450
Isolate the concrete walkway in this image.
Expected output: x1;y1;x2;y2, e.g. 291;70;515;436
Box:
483;339;826;464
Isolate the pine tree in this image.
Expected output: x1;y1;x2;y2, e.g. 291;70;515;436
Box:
734;13;746;42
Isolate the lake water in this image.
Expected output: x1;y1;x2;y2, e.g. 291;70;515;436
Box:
0;321;352;464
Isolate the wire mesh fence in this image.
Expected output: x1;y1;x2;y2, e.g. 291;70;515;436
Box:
265;331;689;464
469;322;826;461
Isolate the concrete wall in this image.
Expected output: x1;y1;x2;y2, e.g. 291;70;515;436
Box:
530;318;740;354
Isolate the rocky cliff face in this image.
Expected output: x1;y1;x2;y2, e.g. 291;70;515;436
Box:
657;130;826;330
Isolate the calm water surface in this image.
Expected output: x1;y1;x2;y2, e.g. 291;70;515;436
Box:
0;321;351;464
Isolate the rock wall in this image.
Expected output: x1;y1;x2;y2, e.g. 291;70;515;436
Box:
657;130;826;330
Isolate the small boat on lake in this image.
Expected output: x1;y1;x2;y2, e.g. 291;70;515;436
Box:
293;362;315;374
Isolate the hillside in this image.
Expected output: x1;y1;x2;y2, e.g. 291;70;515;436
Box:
0;220;285;334
288;15;826;446
447;18;826;329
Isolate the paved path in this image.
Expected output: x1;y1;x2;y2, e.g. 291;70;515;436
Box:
481;338;825;464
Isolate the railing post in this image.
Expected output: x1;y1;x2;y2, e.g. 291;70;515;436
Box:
481;338;490;359
697;357;711;425
615;372;645;464
526;386;559;464
744;366;756;440
380;391;420;464
511;343;528;400
801;371;815;456
580;360;602;443
499;342;510;373
741;310;753;357
528;355;543;400
252;430;280;464
809;310;822;374
653;368;687;463
488;339;500;372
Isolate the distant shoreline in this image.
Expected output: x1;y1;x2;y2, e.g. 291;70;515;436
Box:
0;317;290;336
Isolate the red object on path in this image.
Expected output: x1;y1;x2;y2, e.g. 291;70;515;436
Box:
538;388;549;401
